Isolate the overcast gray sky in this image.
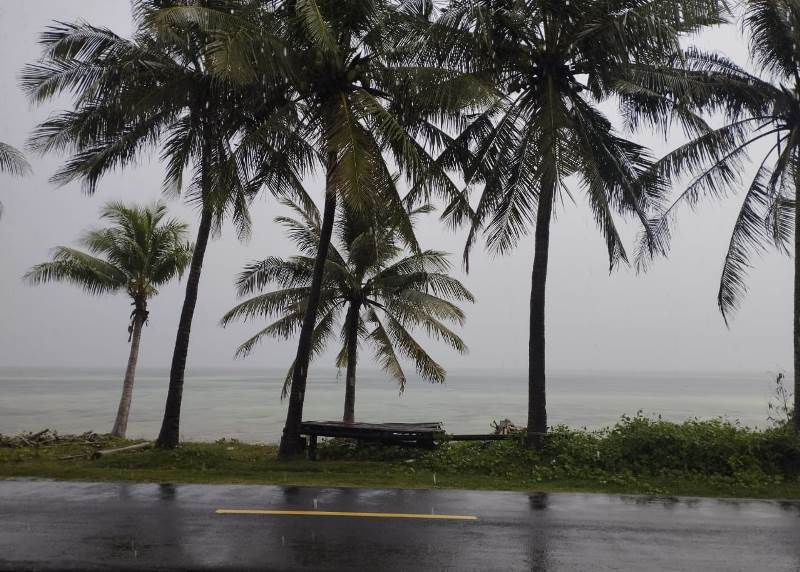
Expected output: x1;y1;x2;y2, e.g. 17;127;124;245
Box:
0;1;791;375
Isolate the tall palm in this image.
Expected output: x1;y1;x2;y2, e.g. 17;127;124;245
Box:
154;0;489;455
222;198;472;423
434;0;727;447
631;2;800;434
0;142;32;219
25;202;192;438
21;0;305;448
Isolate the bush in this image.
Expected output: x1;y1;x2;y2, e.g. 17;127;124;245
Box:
318;413;800;488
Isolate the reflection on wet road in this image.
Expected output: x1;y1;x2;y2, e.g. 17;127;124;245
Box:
1;480;799;571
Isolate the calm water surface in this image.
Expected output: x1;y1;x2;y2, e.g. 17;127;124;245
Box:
0;366;784;442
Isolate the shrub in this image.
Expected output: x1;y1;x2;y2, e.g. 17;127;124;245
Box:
318;413;800;485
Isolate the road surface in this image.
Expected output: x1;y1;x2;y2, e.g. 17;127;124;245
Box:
1;480;799;571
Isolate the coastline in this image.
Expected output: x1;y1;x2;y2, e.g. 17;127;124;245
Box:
0;366;782;442
3;416;799;500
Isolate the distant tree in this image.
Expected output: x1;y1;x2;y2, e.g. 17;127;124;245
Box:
222;198;472;423
631;2;800;435
435;0;727;447
25;202;193;438
0;142;32;219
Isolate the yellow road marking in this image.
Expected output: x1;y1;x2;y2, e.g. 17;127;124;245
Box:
215;509;477;521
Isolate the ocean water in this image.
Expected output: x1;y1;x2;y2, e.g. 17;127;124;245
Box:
0;366;785;442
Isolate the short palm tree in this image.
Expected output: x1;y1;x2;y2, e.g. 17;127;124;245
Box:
0;142;32;219
222;198;472;423
25;202;193;438
21;0;305;447
434;0;727;447
631;1;800;434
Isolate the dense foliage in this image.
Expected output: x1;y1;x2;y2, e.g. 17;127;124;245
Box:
319;415;800;491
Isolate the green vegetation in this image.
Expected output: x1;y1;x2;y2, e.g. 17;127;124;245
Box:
4;416;800;499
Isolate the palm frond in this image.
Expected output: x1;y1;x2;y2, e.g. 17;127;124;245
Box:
25;200;190;301
365;308;407;391
718;152;785;323
0;143;32;177
24;247;126;295
382;311;446;383
221;286;316;324
295;0;340;58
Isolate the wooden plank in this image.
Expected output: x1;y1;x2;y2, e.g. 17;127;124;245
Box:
447;434;515;441
298;420;549;453
299;420;445;452
301;421;442;431
446;432;545;441
92;442;150;458
303;427;442;435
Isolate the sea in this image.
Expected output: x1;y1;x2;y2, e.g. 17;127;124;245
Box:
0;366;787;442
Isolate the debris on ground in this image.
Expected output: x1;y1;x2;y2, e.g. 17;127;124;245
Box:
0;429;106;449
491;419;520;435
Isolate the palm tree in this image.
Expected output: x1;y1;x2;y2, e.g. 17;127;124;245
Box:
21;0;305;447
0;142;32;219
222;198;473;423
434;0;727;447
153;0;488;455
25;202;192;438
631;2;800;434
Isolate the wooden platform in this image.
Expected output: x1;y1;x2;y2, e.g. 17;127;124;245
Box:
300;421;444;459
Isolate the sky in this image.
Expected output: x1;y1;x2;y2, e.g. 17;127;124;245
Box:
0;1;792;376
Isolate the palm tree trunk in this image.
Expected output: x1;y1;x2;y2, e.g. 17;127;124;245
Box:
526;180;554;449
279;160;338;458
156;207;213;448
110;299;147;438
794;181;800;435
342;301;361;423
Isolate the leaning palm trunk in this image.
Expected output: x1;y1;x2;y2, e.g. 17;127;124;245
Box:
795;167;800;435
279;173;338;458
342;301;361;423
156;207;213;448
110;299;147;438
526;181;554;449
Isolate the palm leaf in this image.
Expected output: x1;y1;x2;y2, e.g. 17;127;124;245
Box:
0;143;32;177
718;144;787;323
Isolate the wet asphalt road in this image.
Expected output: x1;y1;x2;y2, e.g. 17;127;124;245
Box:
1;480;799;571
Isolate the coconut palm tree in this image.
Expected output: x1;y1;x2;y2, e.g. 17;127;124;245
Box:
222;198;473;423
25;202;192;438
152;0;489;455
433;0;727;447
20;0;306;447
630;1;800;434
0;142;32;219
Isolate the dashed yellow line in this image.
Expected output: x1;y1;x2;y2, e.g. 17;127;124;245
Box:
215;508;477;521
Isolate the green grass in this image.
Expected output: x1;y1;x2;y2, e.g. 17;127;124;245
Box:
3;416;800;500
